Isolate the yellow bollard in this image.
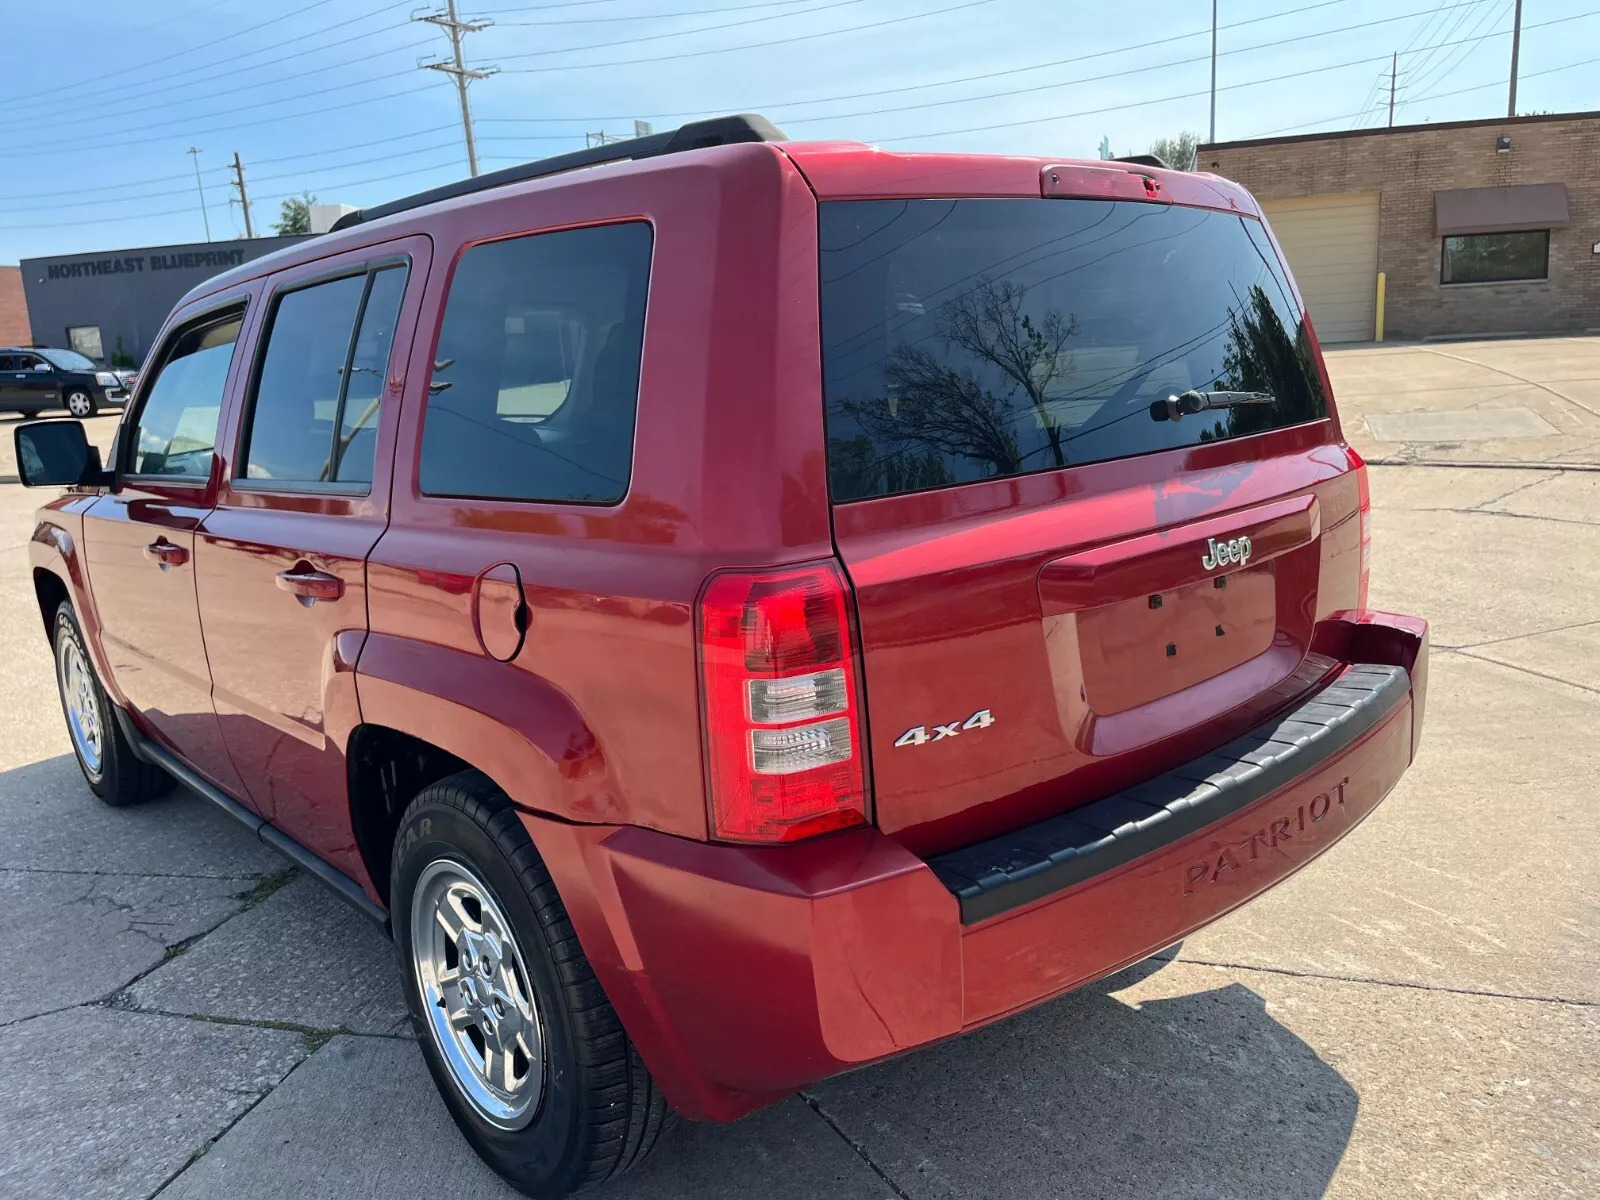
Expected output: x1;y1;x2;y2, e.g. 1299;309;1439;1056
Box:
1374;272;1386;343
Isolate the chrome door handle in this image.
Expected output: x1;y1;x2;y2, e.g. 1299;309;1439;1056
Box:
276;566;343;605
143;540;189;569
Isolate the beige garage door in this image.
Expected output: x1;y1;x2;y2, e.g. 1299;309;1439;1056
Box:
1260;194;1379;344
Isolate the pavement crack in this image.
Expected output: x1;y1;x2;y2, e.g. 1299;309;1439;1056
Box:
0;1002;89;1031
1470;471;1566;511
1182;958;1597;1007
1445;617;1600;651
0;865;268;881
1413;346;1600;418
145;1037;317;1200
800;1090;915;1200
102;1002;414;1042
1441;648;1600;696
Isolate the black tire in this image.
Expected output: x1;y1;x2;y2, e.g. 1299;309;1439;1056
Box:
391;772;671;1197
52;602;172;806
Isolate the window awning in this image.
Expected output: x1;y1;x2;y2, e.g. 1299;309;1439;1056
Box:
1435;183;1570;235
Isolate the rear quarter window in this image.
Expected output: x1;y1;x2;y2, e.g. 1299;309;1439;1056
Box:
419;221;652;505
819;198;1328;502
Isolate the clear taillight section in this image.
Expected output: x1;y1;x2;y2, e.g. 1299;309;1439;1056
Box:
697;562;867;842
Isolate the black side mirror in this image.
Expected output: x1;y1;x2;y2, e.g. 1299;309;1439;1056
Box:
13;420;108;487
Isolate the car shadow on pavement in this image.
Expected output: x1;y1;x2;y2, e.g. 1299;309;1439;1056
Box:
0;752;1356;1199
802;950;1358;1200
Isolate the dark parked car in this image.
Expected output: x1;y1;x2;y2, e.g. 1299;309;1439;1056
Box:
0;346;127;417
16;115;1428;1197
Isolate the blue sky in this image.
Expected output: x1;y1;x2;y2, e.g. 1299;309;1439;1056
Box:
1;0;1594;260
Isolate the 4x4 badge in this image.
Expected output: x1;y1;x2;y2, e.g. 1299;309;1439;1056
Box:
894;709;994;748
1201;535;1252;571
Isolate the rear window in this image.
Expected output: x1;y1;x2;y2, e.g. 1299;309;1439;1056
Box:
819;198;1328;502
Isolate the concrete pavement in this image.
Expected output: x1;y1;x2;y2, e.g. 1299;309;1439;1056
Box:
0;339;1595;1199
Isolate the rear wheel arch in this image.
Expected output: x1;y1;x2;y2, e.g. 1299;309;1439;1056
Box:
346;724;471;908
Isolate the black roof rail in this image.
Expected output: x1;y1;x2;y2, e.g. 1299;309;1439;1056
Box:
1112;153;1171;169
330;113;787;232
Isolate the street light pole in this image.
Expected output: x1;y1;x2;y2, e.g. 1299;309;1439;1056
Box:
1209;0;1218;144
187;146;212;242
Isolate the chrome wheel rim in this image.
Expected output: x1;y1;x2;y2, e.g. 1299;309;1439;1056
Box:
66;391;91;417
58;636;103;776
410;858;544;1129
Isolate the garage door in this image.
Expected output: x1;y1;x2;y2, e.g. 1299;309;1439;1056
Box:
1260;194;1379;344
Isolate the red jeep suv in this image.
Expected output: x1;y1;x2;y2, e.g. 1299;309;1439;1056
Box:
17;115;1427;1197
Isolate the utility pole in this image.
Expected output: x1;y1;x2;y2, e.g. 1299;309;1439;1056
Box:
1507;0;1523;116
1388;52;1397;128
416;0;498;177
229;152;254;238
1208;0;1217;144
187;147;212;242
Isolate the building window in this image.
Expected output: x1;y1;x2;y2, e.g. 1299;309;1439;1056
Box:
66;325;104;361
1441;230;1549;285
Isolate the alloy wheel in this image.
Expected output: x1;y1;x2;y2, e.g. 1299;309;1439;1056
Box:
410;858;545;1130
58;635;103;777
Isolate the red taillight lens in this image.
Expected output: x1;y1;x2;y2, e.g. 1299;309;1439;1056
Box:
697;561;867;842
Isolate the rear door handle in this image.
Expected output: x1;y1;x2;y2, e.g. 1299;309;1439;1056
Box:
143;540;189;569
276;566;343;605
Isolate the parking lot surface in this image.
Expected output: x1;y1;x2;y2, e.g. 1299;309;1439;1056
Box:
1;336;1595;1199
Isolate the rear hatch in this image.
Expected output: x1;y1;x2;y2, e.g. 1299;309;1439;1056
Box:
819;194;1365;856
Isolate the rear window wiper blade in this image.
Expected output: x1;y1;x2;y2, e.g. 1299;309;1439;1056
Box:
1150;390;1277;421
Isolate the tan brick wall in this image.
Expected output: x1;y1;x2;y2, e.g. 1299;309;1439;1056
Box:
1202;114;1600;341
0;266;29;346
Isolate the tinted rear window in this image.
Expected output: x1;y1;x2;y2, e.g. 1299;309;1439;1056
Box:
819;198;1327;502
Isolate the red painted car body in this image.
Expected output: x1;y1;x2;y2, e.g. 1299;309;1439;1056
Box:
27;137;1426;1124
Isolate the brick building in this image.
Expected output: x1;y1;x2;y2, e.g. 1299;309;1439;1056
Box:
0;265;29;346
1201;111;1599;343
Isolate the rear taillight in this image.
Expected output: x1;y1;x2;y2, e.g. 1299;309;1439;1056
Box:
697;561;867;842
1353;449;1372;610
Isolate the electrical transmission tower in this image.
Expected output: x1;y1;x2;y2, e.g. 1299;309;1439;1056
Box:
415;1;498;178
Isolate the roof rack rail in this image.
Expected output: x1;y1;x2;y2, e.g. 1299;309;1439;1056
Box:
1112;153;1171;169
330;113;787;232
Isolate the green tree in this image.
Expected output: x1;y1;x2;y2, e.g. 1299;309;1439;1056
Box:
273;191;317;235
1148;131;1199;171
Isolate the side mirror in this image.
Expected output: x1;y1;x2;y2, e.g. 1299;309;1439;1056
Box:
32;362;53;372
13;420;108;488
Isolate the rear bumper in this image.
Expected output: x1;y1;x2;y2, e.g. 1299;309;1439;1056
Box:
524;611;1427;1122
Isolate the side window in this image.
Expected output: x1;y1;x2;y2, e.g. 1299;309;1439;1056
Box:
420;222;652;504
240;263;409;487
0;355;14;370
128;310;244;479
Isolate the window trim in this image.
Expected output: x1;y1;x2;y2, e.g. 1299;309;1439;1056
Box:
235;254;412;494
1440;229;1550;286
120;299;249;485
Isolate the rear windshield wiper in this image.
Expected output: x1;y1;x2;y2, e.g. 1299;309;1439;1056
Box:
1150;390;1277;422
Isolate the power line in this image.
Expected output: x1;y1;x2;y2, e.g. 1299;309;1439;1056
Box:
868;14;1598;145
0;0;345;109
475;0;1377;122
1242;50;1600;138
0;80;442;159
4;1;411;121
495;0;870;61
1405;0;1509;98
473;1;1582;145
498;0;995;73
495;0;824;25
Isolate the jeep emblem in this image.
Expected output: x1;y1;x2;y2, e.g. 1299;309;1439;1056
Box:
1201;535;1251;571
